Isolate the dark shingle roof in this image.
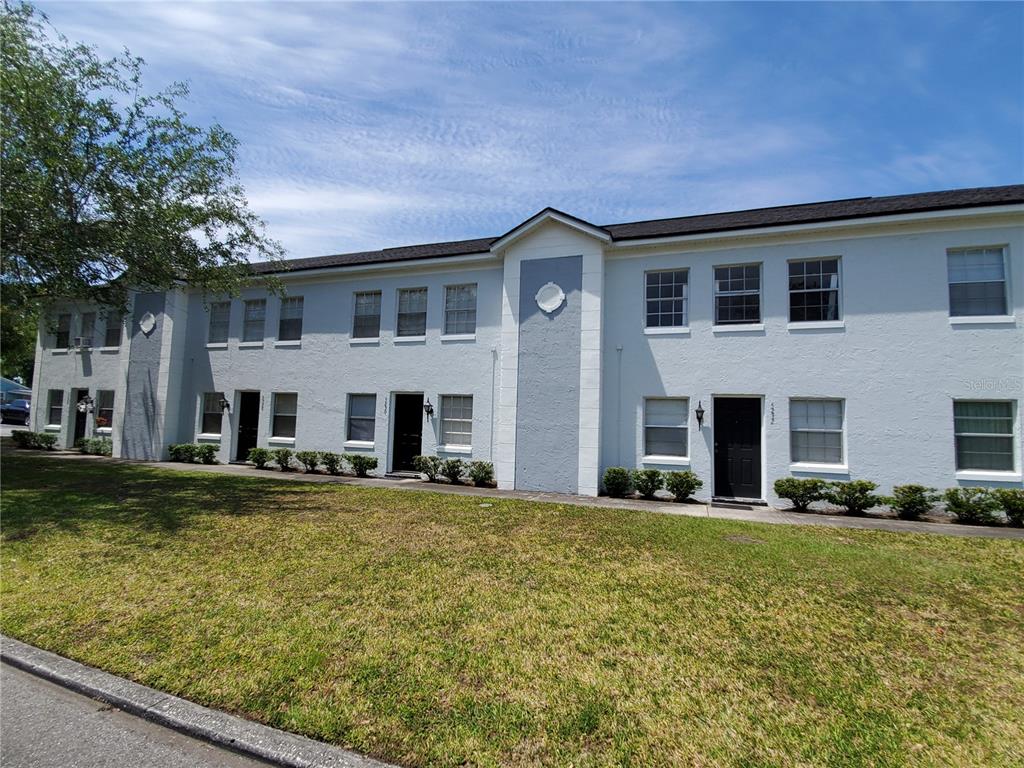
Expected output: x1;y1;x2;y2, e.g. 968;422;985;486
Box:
253;184;1023;275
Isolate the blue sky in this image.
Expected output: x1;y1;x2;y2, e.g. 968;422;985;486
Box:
39;1;1024;259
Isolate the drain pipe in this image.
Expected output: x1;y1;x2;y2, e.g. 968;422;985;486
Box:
615;345;623;466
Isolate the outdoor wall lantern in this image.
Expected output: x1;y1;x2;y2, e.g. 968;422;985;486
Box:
218;396;231;412
423;398;434;417
695;401;705;429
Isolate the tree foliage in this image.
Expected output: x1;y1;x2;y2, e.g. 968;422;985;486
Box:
1;2;283;374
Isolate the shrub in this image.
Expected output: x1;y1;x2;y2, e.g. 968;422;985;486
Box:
440;458;465;484
247;447;271;468
79;437;113;456
320;451;343;475
773;477;827;512
168;443;197;462
632;469;663;499
343;453;378;477
824;480;880;516
35;433;58;450
11;430;38;448
413;455;442;482
664;470;703;502
993;488;1024;528
271;448;294;471
945;487;1001;526
468;460;495;487
295;450;321;473
602;467;632;498
195;444;218;465
885;484;939;521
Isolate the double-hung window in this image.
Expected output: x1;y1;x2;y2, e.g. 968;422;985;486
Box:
947;247;1008;317
208;302;230;344
80;312;96;346
278;296;303;341
645;270;688;328
440;395;473;447
353;291;381;339
643;398;689;457
789;258;840;322
103;314;123;347
202;392;224;435
444;284;477;335
271;392;297;438
714;264;761;324
55;314;71;349
243;299;266;343
347;394;376;442
95;390;114;431
790;399;844;464
397;288;427;337
953;400;1015;471
47;390;64;427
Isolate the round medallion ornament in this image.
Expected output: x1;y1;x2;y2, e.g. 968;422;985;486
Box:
535;282;565;314
139;311;156;335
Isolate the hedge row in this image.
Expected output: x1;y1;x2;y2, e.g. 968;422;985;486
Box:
412;456;495;486
167;443;219;464
10;430;58;450
247;447;379;477
602;467;703;501
773;478;1024;527
77;437;112;456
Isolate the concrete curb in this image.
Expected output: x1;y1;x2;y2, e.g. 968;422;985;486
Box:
0;635;396;768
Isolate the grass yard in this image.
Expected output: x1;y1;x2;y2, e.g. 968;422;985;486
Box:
1;450;1023;767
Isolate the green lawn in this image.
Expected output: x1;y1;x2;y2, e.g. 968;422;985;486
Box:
2;450;1022;767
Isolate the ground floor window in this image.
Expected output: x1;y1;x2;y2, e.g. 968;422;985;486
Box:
95;390;115;431
644;398;689;456
47;389;64;427
272;392;297;438
347;394;376;441
954;400;1015;471
440;395;473;446
790;399;844;464
202;392;224;435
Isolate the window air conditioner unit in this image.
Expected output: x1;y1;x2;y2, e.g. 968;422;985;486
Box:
74;336;93;350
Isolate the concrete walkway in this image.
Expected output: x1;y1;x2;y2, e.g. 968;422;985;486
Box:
16;447;1024;540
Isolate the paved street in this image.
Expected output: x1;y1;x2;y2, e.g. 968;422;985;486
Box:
0;662;270;768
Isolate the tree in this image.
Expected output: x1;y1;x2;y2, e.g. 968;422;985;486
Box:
1;2;283;376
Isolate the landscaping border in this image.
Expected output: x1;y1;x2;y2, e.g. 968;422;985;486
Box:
0;635;396;768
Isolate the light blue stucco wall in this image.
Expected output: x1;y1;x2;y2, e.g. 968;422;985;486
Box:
121;291;166;460
515;255;582;493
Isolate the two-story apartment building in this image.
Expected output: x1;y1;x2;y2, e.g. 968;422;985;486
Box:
29;184;1024;503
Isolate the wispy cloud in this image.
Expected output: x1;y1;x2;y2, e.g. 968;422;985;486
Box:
38;1;1023;258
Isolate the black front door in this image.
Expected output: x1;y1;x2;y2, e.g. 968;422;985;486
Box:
391;393;423;472
235;392;260;462
713;397;762;499
73;389;89;444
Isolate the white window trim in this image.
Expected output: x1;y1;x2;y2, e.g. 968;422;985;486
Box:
712;323;765;333
273;340;301;348
98;346;121;353
439;394;473;449
787;256;843;324
642;397;689;461
196;434;222;442
641;455;690;466
238;341;264;348
95;427;113;435
437;444;472;454
267;436;296;445
952;399;1018;474
352;290;383;340
270;392;298;441
789;398;846;467
955;469;1023;482
947;244;1011;319
788;319;846;331
644;268;690;331
443;282;478;337
396;287;428;338
440;333;476;342
350;337;380;345
206;342;228;350
343;440;375;450
394;335;426;344
948;315;1016;325
713;262;763;326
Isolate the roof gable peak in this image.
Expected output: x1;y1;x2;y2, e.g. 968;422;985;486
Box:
490;207;612;252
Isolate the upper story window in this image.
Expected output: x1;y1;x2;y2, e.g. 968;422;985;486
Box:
47;389;64;427
789;258;840;322
272;392;297;438
278;296;304;341
202;392;224;435
444;284;477;335
714;264;761;324
645;270;688;328
644;397;689;458
948;246;1008;317
954;400;1015;471
397;288;427;337
55;313;71;349
353;291;381;339
208;302;230;344
103;314;123;348
440;395;473;447
790;399;844;465
347;394;376;442
242;299;266;343
95;390;114;431
80;312;96;346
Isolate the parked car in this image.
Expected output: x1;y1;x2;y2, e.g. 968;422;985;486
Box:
1;399;30;425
